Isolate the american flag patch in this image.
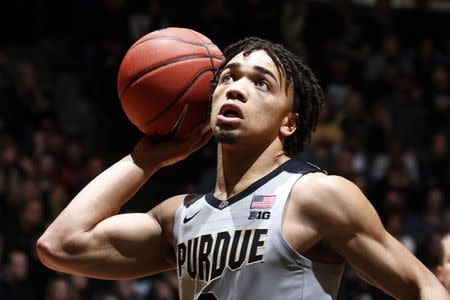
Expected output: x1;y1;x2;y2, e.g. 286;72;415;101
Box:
250;195;275;209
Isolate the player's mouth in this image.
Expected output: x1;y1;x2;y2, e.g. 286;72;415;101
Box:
217;103;243;125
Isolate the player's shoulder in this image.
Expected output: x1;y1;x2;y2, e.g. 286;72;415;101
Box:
150;193;202;245
151;193;201;220
183;193;204;207
291;173;370;225
292;172;355;198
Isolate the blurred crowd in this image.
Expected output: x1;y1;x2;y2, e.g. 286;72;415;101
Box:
0;0;449;299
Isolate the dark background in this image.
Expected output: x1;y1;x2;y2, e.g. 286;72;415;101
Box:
0;0;449;299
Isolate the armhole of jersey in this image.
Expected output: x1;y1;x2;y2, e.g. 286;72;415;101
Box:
172;202;185;243
275;169;330;268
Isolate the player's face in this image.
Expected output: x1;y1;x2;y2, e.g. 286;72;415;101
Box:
437;239;450;292
210;50;295;146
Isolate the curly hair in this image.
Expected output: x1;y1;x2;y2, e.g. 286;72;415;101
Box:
211;37;324;157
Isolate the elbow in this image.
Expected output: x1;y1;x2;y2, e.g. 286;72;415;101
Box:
36;235;62;269
36;233;76;271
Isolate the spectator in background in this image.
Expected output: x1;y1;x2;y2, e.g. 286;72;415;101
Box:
340;89;369;174
417;230;445;272
409;38;438;91
7;197;49;292
14;62;45;146
0;51;19;135
423;188;446;230
0;137;21;207
128;0;169;43
365;103;392;156
0;249;37;300
306;101;343;171
379;189;407;220
2;180;43;254
373;161;417;211
114;279;138;300
332;147;355;179
146;278;177;300
36;153;68;221
280;0;308;63
428;65;450;134
442;209;450;234
58;138;87;198
161;271;178;297
365;38;408;109
70;275;91;300
45;275;77;300
384;207;417;254
371;139;420;184
12;197;44;252
424;132;449;188
325;52;352;110
96;292;121;300
365;32;403;82
53;75;96;149
200;0;233;48
350;173;369;197
406;187;447;246
362;0;397;46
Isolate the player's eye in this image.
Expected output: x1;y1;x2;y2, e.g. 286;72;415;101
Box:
221;73;234;84
256;80;270;91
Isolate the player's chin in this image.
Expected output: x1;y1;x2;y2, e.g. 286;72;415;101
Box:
213;129;240;144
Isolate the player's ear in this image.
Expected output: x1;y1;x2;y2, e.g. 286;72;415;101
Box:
280;112;298;137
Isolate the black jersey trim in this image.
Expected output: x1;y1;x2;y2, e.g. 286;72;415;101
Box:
205;159;325;210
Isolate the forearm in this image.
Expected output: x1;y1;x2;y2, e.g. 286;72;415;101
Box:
419;278;449;299
36;126;210;276
40;154;157;244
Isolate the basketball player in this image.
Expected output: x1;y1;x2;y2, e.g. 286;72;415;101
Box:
36;37;448;299
437;233;450;292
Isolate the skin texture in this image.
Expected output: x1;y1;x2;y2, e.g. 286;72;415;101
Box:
37;50;449;299
437;235;450;292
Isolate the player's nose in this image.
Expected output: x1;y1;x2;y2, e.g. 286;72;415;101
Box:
225;81;247;103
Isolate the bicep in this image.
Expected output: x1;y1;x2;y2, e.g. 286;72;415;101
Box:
311;176;430;299
332;226;423;297
59;212;175;279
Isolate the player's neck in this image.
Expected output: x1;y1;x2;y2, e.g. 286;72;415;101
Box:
214;142;289;200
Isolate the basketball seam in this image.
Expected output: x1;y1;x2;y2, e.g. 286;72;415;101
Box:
137;67;215;130
129;36;216;53
188;29;217;72
119;55;223;97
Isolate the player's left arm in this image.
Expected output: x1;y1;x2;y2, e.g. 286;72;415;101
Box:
302;174;449;299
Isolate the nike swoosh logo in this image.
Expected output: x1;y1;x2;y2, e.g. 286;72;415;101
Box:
183;210;201;224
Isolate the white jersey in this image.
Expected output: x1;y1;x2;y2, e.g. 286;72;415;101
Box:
173;159;344;300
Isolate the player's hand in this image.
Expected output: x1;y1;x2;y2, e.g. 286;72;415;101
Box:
131;123;212;173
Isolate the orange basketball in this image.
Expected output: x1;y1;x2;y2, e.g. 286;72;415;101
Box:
117;27;224;138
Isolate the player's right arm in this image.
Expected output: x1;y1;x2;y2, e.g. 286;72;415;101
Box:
36;124;211;280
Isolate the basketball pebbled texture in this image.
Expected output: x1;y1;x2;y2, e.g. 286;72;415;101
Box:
117;27;224;138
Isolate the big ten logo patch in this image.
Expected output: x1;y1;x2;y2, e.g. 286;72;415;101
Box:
248;211;271;220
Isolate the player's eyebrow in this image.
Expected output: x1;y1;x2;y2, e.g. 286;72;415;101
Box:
224;62;279;84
